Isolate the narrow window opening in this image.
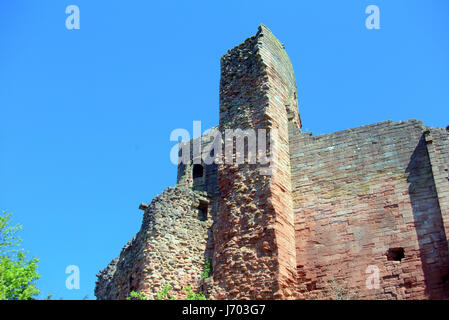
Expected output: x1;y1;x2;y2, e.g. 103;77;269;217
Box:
387;247;405;261
198;200;209;221
193;164;205;191
193;164;204;179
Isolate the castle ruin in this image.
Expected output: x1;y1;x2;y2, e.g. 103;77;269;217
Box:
95;25;449;300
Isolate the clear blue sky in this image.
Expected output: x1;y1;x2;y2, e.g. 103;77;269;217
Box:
0;0;448;299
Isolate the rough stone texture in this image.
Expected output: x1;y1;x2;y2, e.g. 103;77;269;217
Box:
213;25;298;300
425;128;449;242
95;186;212;299
290;120;449;299
176;128;221;261
95;25;449;300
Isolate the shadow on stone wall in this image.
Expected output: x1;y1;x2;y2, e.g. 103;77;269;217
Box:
407;134;449;299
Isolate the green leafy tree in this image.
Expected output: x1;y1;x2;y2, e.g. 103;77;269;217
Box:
0;211;22;256
0;211;42;300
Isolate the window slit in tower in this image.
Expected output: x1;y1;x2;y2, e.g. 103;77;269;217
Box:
198;200;208;221
193;164;204;179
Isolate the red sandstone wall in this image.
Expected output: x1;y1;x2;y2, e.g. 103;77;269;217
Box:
425;128;449;242
212;25;297;299
96;26;449;301
290;120;449;299
258;26;300;299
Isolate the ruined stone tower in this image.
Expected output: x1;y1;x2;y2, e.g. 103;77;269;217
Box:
95;25;449;300
212;25;299;299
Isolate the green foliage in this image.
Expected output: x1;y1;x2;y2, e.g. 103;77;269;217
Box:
0;211;22;256
156;284;176;300
0;210;42;300
184;286;209;300
0;251;40;300
201;258;212;279
126;290;148;300
152;284;209;300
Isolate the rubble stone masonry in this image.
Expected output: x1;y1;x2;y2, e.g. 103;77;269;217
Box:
213;25;298;299
95;25;449;300
95;187;212;299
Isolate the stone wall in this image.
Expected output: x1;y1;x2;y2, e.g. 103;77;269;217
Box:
212;25;297;299
176;128;221;210
290;120;449;299
425;127;449;241
95;25;449;300
176;129;221;261
95;186;212;299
